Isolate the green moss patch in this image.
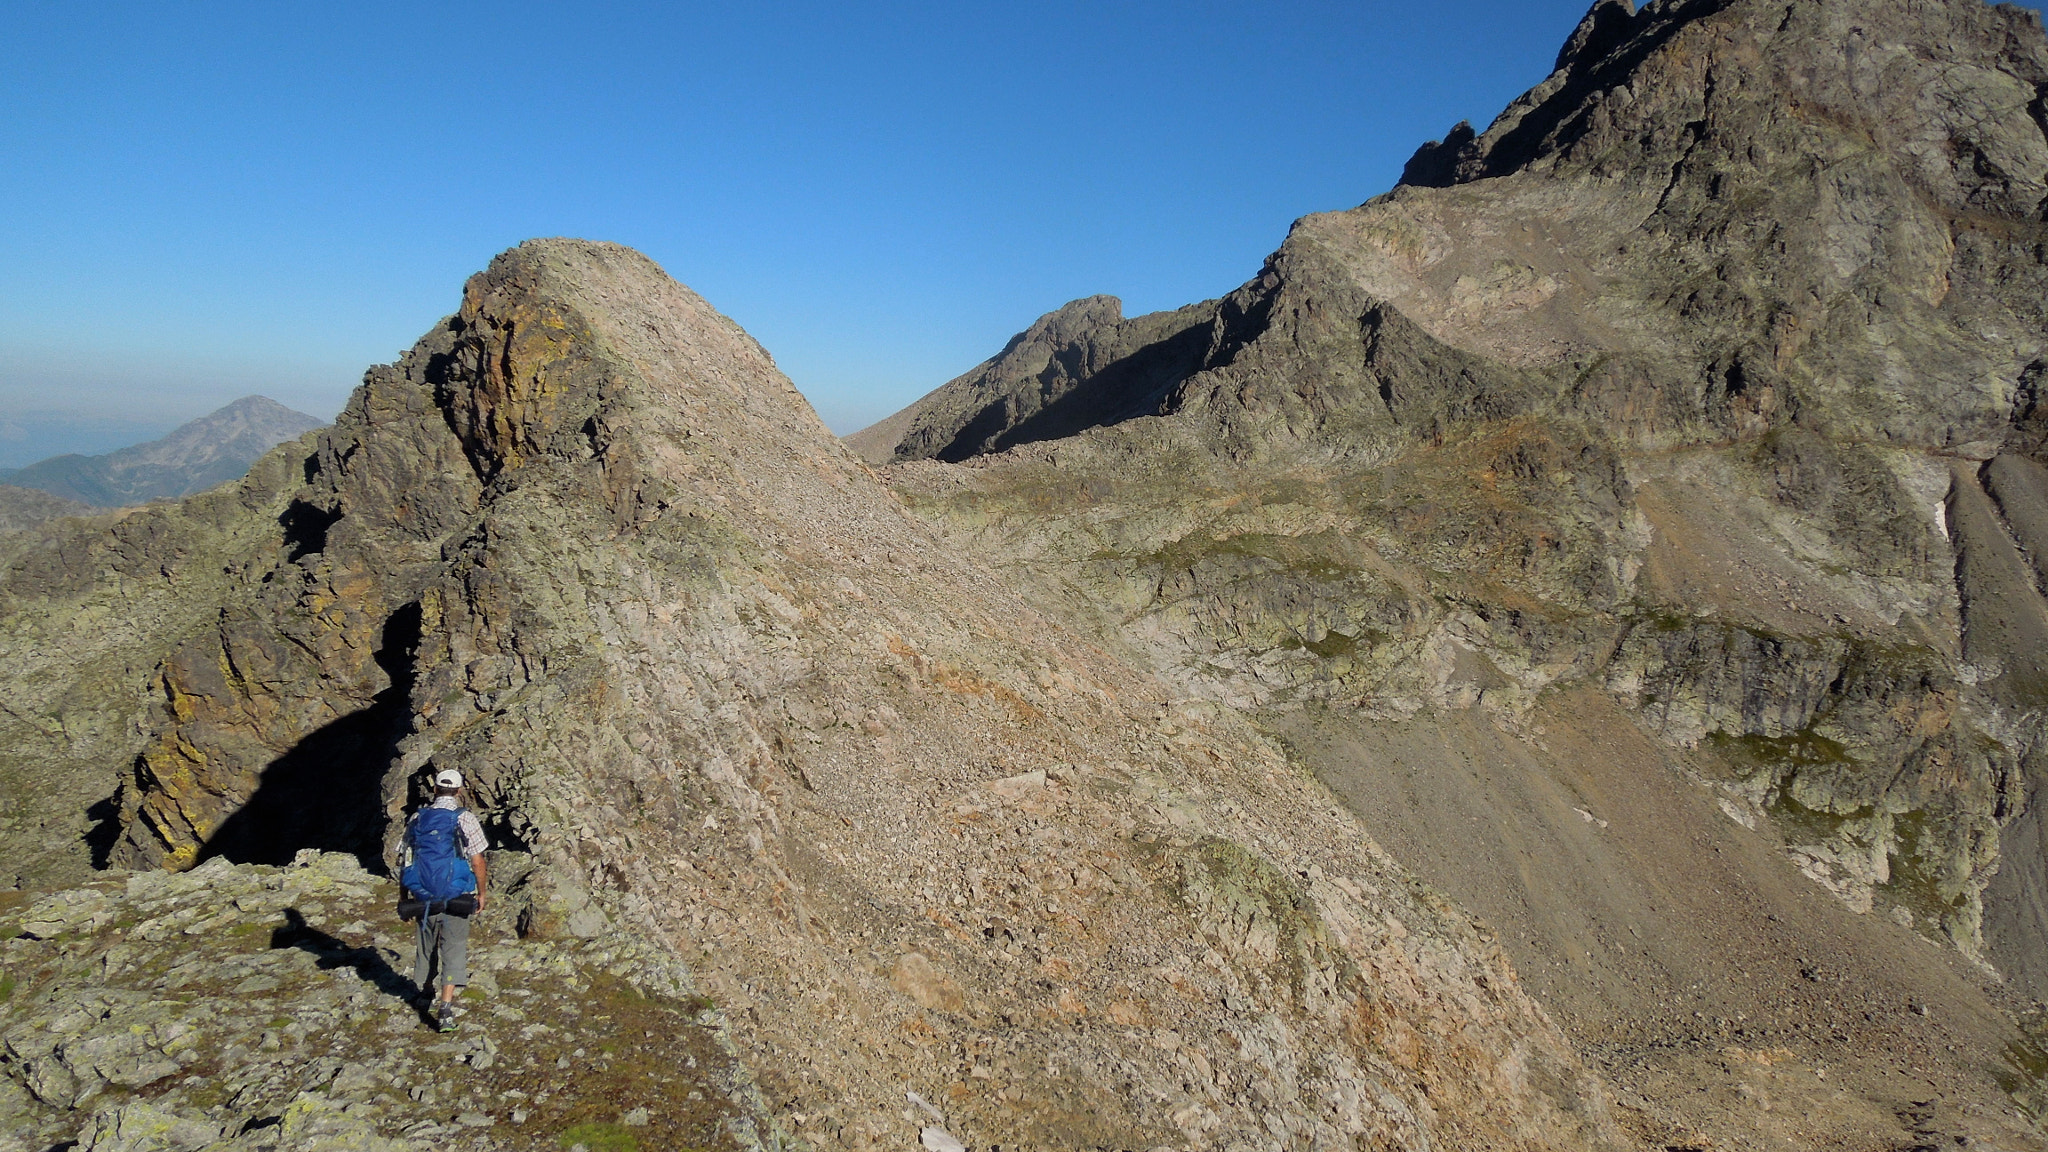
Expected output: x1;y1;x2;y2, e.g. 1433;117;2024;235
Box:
2002;1036;2048;1089
1169;836;1343;1001
1708;729;1854;775
1883;810;1972;921
1304;630;1368;659
1765;789;1870;846
474;964;740;1150
558;1122;639;1151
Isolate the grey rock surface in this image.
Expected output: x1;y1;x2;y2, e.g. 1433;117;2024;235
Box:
844;295;1220;465
0;442;317;890
0;852;767;1152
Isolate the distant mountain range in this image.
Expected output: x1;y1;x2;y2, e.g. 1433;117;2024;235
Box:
0;396;324;510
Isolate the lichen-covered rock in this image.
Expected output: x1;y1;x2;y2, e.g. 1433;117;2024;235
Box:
0;854;769;1152
76;1101;223;1152
0;485;91;534
0;438;318;889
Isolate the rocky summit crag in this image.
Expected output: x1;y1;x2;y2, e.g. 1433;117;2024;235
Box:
0;241;1618;1152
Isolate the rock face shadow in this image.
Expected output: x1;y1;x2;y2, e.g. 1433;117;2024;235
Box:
83;795;122;869
269;907;416;1005
196;603;422;873
278;499;342;563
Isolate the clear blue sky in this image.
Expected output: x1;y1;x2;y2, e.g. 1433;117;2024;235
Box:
0;0;1597;466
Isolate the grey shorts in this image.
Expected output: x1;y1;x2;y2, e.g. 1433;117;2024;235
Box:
414;910;471;991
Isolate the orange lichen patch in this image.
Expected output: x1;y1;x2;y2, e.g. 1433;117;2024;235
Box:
891;953;966;1013
886;634;928;675
1344;997;1427;1071
929;662;1041;721
921;910;979;944
443;288;603;478
162;674;202;724
1721;1046;1801;1067
1105;999;1150;1026
1894;689;1957;739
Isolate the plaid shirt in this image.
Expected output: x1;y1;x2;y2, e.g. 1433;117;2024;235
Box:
406;796;488;860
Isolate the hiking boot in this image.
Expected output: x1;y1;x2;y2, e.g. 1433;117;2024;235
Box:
435;1003;457;1032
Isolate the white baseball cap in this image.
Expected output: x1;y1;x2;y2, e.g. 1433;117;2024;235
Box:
433;769;463;789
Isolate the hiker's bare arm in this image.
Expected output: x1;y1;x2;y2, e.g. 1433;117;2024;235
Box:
472;854;488;909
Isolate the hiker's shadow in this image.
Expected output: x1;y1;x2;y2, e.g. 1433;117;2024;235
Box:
270;907;421;1013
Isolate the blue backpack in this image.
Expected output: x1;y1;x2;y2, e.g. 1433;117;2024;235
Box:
402;807;476;902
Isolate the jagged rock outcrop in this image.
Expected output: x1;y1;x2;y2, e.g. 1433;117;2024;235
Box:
0;441;319;890
0;241;1622;1150
5;397;325;508
873;0;2048;462
856;0;2048;1146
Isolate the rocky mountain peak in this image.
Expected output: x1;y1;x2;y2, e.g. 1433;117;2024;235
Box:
858;0;2031;467
129;396;321;470
1555;0;1638;75
845;293;1220;464
429;239;819;483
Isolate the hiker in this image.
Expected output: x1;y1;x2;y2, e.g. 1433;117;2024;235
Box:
399;768;488;1032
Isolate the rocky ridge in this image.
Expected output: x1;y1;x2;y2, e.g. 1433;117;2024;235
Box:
0;240;1621;1150
9;0;2048;1147
0;440;321;892
860;0;2048;971
844;297;1220;466
852;0;2048;1146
